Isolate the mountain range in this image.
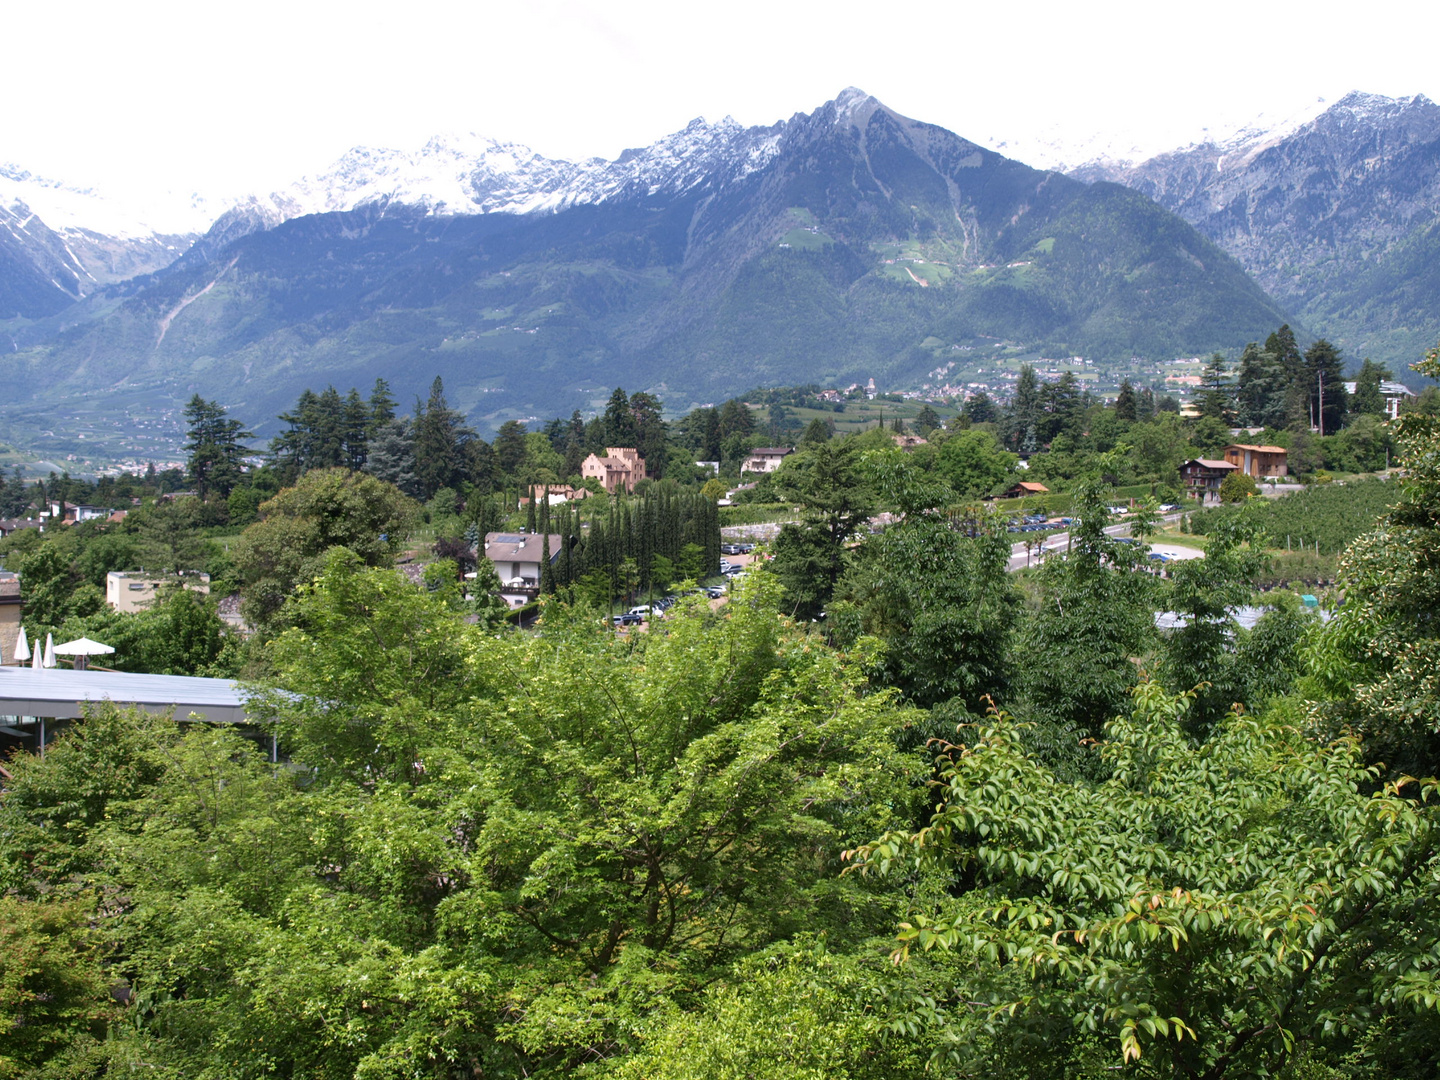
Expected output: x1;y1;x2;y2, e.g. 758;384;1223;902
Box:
0;87;1435;454
1072;91;1440;367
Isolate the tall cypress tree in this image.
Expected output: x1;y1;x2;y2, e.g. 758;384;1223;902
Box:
539;499;554;595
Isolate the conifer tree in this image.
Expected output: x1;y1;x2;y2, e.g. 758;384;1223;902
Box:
1351;358;1392;417
1113;379;1137;422
1304;338;1348;435
183;395;253;499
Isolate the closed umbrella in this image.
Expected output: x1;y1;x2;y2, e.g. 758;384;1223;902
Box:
53;636;115;671
42;633;55;669
12;626;28;666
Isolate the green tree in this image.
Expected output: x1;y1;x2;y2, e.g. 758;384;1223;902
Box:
962;390;997;425
849;681;1440;1078
1159;512;1269;732
0;893;116;1074
231;469;417;635
770;439;876;619
1350;357;1393;418
1113;378;1137;422
1218;470;1257;502
493;419;528;478
1016;476;1159;749
412;376;476;499
1308;341;1440;775
630;390;667;476
1003;364;1043;451
604;386;637;446
835;454;1017;710
58;586;237;677
131;496;212;575
362;416;417;495
799;417;833;447
182;395;253;499
933;428;1017;498
1198;352;1233;420
1305;338;1348;436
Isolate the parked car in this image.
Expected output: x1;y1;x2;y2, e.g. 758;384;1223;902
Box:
720;543;743;555
705;586;726;599
611;612;642;626
628;605;653;618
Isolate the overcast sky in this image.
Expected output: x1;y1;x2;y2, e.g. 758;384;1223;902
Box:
3;0;1434;200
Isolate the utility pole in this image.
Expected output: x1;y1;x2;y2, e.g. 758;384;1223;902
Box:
1317;368;1325;438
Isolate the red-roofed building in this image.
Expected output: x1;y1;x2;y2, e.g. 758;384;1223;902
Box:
1001;481;1050;499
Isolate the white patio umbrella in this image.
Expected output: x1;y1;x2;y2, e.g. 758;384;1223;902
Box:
31;640;41;668
11;626;29;665
53;637;115;671
42;633;55;669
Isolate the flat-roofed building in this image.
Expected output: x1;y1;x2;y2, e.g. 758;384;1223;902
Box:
1;572;20;667
105;571;211;614
740;447;794;474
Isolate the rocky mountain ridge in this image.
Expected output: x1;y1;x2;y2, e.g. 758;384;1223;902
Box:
1069;91;1440;363
0;88;1289;453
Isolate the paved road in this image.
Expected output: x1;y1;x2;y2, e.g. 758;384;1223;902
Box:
1006;515;1200;573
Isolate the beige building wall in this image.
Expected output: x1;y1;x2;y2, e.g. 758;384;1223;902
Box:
0;601;19;666
105;572;211;614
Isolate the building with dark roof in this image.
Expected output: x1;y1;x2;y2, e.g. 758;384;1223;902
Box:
1178;458;1238;501
482;533;564;607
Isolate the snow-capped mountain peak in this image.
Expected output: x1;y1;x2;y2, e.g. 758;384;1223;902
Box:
225;110;785;231
0;164;219;239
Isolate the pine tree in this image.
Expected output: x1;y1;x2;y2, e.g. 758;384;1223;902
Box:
412;377;475;499
1005;365;1042;450
183;395;253;499
1114;380;1137;422
1199;353;1234;421
368;379;398;435
494;421;528;479
1305;339;1348;436
1351;358;1393;418
364;418;418;495
604;387;637;447
342;389;371;469
1234;342;1286;429
540;501;554;595
963;391;997;425
629;391;666;476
